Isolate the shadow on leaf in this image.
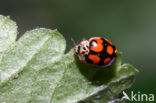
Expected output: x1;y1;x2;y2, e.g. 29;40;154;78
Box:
74;53;120;86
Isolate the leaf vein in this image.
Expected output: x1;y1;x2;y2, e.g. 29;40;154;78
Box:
50;61;68;103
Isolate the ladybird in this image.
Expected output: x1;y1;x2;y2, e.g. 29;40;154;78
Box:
72;37;117;68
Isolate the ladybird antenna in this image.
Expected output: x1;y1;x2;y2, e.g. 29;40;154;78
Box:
71;37;76;46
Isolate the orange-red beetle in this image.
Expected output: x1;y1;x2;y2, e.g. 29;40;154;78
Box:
72;37;117;68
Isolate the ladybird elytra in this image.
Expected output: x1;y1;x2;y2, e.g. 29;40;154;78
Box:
88;54;100;64
103;57;111;64
107;45;113;55
89;37;103;52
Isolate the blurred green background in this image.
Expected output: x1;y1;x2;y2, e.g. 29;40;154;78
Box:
0;0;156;102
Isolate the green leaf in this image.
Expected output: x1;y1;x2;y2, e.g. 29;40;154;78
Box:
0;15;17;61
0;15;138;103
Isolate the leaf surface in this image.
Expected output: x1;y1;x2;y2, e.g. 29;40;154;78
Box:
0;15;17;62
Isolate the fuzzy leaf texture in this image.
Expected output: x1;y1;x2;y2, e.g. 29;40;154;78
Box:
0;15;138;103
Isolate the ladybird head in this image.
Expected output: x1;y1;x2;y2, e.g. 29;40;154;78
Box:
72;38;90;60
